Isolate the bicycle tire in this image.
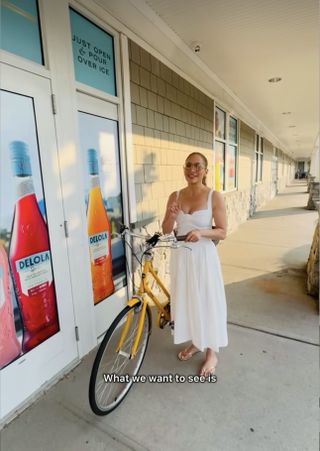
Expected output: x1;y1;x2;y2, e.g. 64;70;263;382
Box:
89;301;152;415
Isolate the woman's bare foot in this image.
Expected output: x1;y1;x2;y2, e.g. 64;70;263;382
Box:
177;343;200;361
199;348;218;376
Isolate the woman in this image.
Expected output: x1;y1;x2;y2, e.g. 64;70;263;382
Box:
162;152;228;377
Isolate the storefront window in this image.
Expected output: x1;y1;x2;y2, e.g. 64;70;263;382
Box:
229;116;238;144
227;145;237;190
78;112;126;305
215;141;225;192
0;90;59;369
215;107;226;140
255;135;264;182
70;9;116;96
260;139;264;181
215;107;238;191
0;0;43;64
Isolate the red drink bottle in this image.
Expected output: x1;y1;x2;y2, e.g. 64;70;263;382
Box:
9;141;59;352
0;243;21;369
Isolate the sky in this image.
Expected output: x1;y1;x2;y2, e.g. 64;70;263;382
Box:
0;90;44;231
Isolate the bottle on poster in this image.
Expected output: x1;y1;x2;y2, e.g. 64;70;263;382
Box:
9;141;59;352
87;148;114;303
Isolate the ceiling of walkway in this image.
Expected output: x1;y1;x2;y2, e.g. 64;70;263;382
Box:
100;0;319;159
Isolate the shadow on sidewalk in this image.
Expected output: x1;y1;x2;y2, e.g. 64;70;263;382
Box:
225;268;318;345
249;206;312;219
276;191;307;196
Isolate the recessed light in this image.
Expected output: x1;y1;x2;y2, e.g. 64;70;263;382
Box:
268;77;282;83
282;111;291;115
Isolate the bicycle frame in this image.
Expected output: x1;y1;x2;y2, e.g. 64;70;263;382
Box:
116;251;170;359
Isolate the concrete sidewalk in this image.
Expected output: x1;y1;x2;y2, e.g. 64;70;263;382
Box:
1;181;318;451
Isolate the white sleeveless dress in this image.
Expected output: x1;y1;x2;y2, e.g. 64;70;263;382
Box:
170;189;228;352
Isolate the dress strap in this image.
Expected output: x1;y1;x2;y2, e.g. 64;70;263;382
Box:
176;190;180;201
207;188;214;209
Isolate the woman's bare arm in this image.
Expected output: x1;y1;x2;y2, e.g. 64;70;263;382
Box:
162;192;180;234
212;191;227;239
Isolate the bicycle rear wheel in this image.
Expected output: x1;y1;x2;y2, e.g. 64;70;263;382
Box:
89;301;152;415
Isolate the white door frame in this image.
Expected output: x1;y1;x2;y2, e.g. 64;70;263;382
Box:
76;93;129;337
0;63;78;423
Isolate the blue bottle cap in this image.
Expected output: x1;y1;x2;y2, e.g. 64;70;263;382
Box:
10;141;32;177
87;148;99;175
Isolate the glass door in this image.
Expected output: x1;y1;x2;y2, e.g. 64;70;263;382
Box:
77;92;127;338
0;64;78;421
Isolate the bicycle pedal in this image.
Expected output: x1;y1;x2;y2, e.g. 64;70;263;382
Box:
118;350;130;359
158;316;166;329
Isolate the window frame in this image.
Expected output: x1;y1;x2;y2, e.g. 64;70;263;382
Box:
214;105;239;192
68;2;121;106
0;0;46;67
254;134;264;183
69;7;118;99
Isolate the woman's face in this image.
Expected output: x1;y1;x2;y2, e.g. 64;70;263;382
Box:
183;154;207;184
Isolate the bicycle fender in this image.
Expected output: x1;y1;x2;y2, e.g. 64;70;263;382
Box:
127;296;142;307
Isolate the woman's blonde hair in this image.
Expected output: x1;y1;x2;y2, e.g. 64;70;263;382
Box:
185;152;208;186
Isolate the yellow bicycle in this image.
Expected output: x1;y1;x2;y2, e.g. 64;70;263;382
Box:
89;226;180;415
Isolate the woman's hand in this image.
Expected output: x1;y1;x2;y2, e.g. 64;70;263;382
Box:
162;193;181;234
168;201;180;219
185;229;202;242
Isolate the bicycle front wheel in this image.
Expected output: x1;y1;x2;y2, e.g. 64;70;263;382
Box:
89;302;152;415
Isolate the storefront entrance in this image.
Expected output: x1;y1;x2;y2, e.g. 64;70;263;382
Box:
0;63;78;420
76;92;128;338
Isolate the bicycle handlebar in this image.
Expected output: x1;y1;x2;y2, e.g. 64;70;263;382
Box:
118;225;180;248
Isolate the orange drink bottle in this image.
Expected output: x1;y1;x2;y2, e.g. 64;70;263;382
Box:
87;148;114;304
